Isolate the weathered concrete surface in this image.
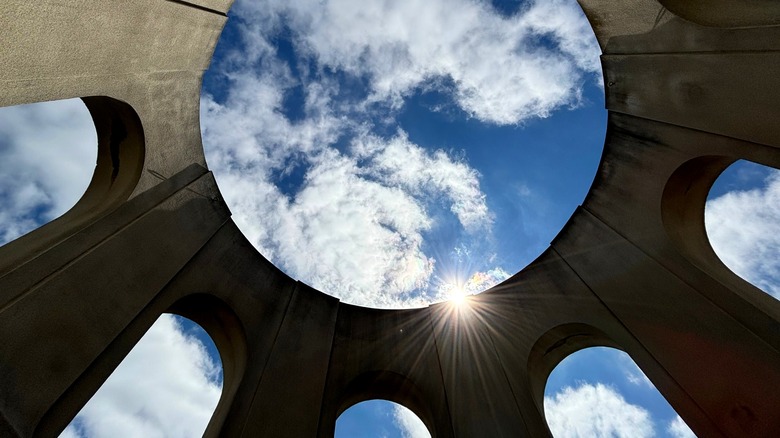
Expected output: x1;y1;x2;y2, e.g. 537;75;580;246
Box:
1;0;780;437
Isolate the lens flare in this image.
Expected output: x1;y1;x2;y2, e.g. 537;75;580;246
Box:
436;267;510;306
449;289;468;306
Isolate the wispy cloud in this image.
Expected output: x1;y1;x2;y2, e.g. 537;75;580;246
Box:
393;404;431;438
667;415;696;438
618;352;653;388
232;0;601;124
203;81;489;306
201;0;600;307
200;38;496;307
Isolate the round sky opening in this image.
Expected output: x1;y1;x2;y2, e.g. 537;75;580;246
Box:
200;0;606;309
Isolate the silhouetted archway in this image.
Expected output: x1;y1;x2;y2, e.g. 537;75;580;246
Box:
335;399;431;438
60;314;223;437
544;347;694;437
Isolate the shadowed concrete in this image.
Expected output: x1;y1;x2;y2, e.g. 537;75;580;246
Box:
1;0;780;436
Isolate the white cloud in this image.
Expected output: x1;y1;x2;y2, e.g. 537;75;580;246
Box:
624;368;652;387
0;99;96;245
60;315;222;438
201;62;493;307
436;267;511;300
667;415;696;438
705;169;780;300
464;267;511;292
197;0;604;308
0;0;597;311
544;383;655;438
352;132;491;232
617;352;653;388
232;0;601;125
200;0;597;308
58;428;81;438
393;404;431;438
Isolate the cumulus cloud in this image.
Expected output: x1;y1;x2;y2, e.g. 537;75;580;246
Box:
199;0;600;307
393;404;432;438
1;0;601;310
667;415;697;438
0;99;96;245
544;383;655;438
233;0;601;125
60;315;222;438
705;169;780;299
201;41;494;307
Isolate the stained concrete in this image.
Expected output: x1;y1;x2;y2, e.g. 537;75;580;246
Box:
1;0;780;437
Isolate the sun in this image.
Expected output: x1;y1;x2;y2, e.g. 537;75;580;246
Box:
447;286;469;306
450;293;466;305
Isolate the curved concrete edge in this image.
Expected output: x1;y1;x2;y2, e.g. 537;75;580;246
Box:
1;0;780;437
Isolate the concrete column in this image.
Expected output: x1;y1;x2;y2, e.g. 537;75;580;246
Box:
0;167;230;436
237;284;339;437
554;209;780;436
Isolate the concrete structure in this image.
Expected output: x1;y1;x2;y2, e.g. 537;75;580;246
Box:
1;0;779;436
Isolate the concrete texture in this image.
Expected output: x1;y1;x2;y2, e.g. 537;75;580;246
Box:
1;0;780;436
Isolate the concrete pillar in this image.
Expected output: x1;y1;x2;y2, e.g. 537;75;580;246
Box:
1;0;780;437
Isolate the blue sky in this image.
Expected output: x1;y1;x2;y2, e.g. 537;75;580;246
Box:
1;0;779;437
198;0;604;308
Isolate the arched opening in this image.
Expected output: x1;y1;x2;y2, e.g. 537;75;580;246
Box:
335;399;431;438
705;159;780;301
59;314;223;438
544;347;694;438
0;98;96;246
324;369;443;437
661;154;780;321
0;96;145;273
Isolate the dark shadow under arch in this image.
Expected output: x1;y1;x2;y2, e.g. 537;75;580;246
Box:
661;155;735;271
659;0;780;28
167;293;248;438
526;323;621;418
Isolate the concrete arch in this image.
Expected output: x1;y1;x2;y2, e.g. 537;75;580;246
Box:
661;153;780;325
661;141;780;274
658;0;780;28
0;96;145;275
330;371;436;437
526;323;620;416
662;155;737;271
167;294;248;437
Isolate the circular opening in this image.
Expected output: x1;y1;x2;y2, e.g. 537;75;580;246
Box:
201;0;606;308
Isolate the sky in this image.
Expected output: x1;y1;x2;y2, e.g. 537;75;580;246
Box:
0;0;779;437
